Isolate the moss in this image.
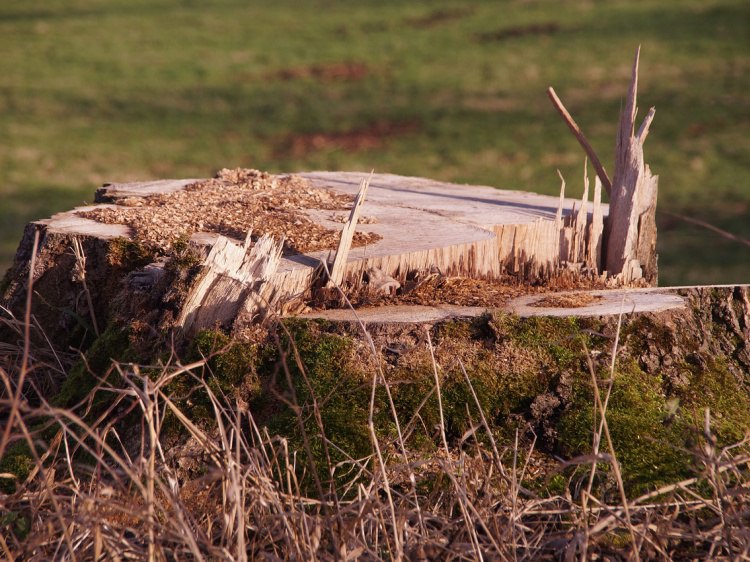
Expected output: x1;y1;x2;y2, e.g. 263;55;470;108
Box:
169;235;202;269
557;359;693;495
106;237;154;269
53;323;133;409
0;509;31;541
386;327;503;447
258;320;383;489
545;473;567;496
191;329;260;395
675;356;750;443
490;313;586;369
158;329;264;426
621;313;750;448
599;531;633;551
0;441;35;494
387;316;562;448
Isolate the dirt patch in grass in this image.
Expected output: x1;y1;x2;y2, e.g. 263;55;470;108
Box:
274;120;421;157
271;61;370;82
77;168;381;256
406;7;475;28
476;22;560;43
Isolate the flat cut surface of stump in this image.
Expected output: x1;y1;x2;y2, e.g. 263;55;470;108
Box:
32;169;605;289
44;170;591;262
1;168;625;336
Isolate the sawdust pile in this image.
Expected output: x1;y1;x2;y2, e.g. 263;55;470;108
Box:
337;271;609;311
344;275;539;310
530;293;602;308
78;168;381;255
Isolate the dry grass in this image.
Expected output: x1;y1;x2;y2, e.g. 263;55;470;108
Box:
2;284;750;560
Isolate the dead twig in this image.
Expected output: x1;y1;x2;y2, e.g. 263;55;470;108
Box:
660;210;750;250
547;86;612;196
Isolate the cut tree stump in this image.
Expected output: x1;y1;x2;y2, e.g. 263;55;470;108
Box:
0;164;658;339
0;50;667;337
1;169;621;336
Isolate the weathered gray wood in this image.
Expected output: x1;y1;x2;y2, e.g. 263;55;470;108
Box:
94;179;200;203
508;288;683;317
297;287;688;323
38;206;133;239
605;47;659;284
298;304;488;324
299;171;610;288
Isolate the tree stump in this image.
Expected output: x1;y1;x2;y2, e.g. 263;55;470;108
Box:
0;168;637;339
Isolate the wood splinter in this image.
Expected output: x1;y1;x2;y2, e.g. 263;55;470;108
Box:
327;173;371;287
547;86;612;197
549;46;658;285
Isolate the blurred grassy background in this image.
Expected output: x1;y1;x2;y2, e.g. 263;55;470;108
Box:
1;0;748;285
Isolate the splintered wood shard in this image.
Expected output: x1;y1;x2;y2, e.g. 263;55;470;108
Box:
547;87;612;197
587;176;604;272
548;47;658;285
606;46;659;284
177;233;282;334
572;163;590;263
328;175;370;287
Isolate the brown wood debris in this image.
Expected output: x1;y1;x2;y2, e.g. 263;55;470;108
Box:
78;168;381;256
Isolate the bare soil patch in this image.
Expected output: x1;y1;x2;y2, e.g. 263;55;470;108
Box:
406;7;475;28
271;61;370;82
78;168;381;256
274;120;421;157
476;22;560;43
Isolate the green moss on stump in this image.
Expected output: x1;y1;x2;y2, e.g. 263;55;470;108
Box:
675;356;750;444
36;305;750;501
558;359;693;494
0;441;35;494
150;329;264;427
260;319;377;474
106;237;154;269
192;329;261;397
53;323;133;409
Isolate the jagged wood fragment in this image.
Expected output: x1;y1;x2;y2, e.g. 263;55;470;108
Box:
177;233;282;334
606;47;659;284
572;164;590;263
587;176;604;272
547;87;612;196
327;175;370;287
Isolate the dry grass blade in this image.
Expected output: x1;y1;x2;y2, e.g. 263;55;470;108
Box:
70;236;100;337
4;268;750;559
0;229;39;462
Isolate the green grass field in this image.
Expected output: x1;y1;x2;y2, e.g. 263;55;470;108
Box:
2;0;748;284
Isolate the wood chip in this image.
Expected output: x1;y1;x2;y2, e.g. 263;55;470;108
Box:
77;168;381;256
